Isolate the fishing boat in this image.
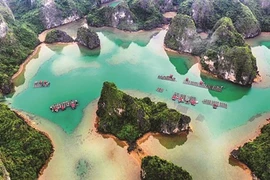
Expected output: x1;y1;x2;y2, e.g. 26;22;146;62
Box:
34;80;50;88
50;100;79;112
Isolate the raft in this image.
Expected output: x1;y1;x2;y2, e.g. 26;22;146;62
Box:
50;100;79;112
183;78;223;92
34;80;50;88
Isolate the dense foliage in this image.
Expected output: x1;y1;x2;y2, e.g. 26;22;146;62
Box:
96;82;191;143
0;22;39;95
0;104;53;180
178;0;261;37
202;17;257;85
45;29;74;43
240;0;270;32
164;14;206;55
76;27;100;49
87;1;164;31
141;156;192;180
238;124;270;180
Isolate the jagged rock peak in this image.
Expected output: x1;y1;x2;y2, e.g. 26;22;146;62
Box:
76;26;100;49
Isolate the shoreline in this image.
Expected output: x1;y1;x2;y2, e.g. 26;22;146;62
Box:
11;45;42;81
94;114;190;165
12;110;55;178
229;118;270;178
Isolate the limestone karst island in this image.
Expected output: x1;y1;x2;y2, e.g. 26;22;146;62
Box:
0;0;270;180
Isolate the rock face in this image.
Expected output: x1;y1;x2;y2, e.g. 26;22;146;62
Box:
165;15;257;85
179;0;261;38
76;27;100;49
201;17;257;85
240;0;270;32
45;29;73;43
40;0;80;29
96;82;191;144
141;156;192;180
164;14;206;55
0;15;8;38
87;1;165;31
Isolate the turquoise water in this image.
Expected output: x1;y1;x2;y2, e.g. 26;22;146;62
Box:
12;30;270;136
10;24;270;179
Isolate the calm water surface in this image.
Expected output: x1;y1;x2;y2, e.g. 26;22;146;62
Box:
10;21;270;180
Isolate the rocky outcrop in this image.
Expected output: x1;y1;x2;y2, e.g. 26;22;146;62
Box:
0;0;14;22
179;0;261;38
45;29;73;43
76;27;100;49
165;15;257;85
141;156;192;180
128;0;175;13
40;0;80;29
201;17;257;85
0;158;11;180
164;14;207;55
96;82;191;145
0;15;8;38
240;0;270;32
87;1;165;31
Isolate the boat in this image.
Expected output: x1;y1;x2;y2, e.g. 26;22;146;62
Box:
50;100;79;112
183;78;223;92
158;74;176;82
34;80;50;88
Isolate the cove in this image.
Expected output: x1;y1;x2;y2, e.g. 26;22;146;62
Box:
10;21;270;179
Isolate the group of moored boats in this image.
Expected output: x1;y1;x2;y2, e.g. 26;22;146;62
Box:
202;99;227;109
157;74;176;82
172;93;198;106
34;80;50;88
171;93;227;109
33;80;79;112
183;78;223;92
50;100;79;112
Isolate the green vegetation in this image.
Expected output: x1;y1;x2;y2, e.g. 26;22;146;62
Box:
96;82;191;143
87;1;164;31
0;104;53;180
237;124;270;180
240;0;270;32
76;27;100;49
200;17;257;85
178;0;261;37
45;29;73;43
164;14;206;55
0;23;39;94
141;156;192;180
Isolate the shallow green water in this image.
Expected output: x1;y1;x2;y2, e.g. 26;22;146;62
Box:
12;30;270;135
10;24;270;179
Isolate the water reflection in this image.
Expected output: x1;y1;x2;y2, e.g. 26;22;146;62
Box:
99;28;160;48
153;134;188;149
78;45;101;57
166;50;197;75
200;74;251;102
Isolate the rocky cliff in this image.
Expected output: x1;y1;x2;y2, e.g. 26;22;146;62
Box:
87;0;166;31
165;15;257;85
76;26;100;49
240;0;270;32
178;0;261;38
45;29;73;43
164;14;206;55
0;15;7;38
201;17;257;85
96;82;191;145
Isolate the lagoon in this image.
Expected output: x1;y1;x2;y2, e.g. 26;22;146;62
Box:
10;21;270;179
